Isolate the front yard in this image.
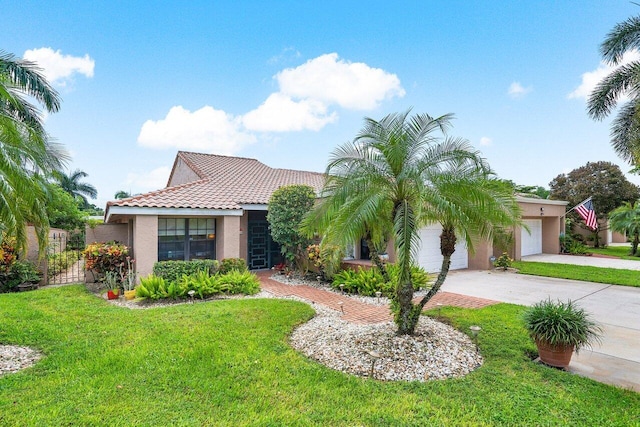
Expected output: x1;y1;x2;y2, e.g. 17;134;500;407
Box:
0;286;637;425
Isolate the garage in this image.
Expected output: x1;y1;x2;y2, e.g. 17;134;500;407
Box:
416;224;468;273
521;219;542;256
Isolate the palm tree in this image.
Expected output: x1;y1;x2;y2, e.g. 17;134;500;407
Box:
588;15;640;164
54;169;97;207
304;111;520;335
0;50;69;252
609;201;640;255
114;190;131;199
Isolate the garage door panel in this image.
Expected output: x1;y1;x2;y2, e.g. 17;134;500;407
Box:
416;224;468;273
521;219;542;256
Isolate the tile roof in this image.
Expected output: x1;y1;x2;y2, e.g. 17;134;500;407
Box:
107;151;326;211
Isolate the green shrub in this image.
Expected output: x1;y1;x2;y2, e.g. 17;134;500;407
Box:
332;265;429;297
218;258;247;274
493;252;512;270
153;259;219;283
136;269;260;301
136;275;172;300
83;242;129;275
217;270;260;295
0;260;41;293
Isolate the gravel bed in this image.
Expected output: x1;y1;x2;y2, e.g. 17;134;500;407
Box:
0;345;42;376
275;273;483;382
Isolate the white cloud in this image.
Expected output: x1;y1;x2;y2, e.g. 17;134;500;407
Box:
479;137;492;146
243;93;337;132
125;166;172;191
277;53;405;110
268;47;301;65
568;49;640;100
23;47;94;86
508;82;532;98
137;105;256;155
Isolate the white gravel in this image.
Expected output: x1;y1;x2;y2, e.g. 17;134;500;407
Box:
0;345;42;376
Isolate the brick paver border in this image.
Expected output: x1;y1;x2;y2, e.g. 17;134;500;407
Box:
257;271;498;324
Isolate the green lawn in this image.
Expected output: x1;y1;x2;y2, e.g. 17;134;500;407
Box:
0;286;638;426
590;245;640;260
513;261;640;288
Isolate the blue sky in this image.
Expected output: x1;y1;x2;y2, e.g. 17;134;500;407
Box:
5;1;640;208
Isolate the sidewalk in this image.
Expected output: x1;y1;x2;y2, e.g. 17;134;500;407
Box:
257;271;498;324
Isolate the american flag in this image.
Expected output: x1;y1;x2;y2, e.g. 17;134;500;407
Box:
574;198;597;230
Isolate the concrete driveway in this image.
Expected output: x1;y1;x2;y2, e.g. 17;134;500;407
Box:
441;268;640;392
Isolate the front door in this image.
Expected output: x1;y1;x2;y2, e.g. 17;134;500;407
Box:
247;211;282;269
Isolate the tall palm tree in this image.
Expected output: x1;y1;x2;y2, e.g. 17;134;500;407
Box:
588;15;640;164
114;190;131;199
304;111;520;335
54;169;97;207
609;201;640;256
0;50;68;252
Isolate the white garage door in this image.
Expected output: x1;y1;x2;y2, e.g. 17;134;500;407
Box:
416;224;468;273
521;219;542;256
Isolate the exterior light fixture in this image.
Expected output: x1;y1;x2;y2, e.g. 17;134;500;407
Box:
375;291;382;303
188;290;196;303
338;301;344;313
367;350;381;378
469;325;482;352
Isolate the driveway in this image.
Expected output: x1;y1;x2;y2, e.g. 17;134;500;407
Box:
441;268;640;392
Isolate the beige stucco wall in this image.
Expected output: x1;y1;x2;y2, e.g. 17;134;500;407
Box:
217;216;241;259
85;223;130;246
612;230;627;243
467;238;494;270
133;215;158;280
167;158;200;187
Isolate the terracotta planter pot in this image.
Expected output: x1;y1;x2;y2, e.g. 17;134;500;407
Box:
107;290;119;300
124;290;136;300
535;339;574;368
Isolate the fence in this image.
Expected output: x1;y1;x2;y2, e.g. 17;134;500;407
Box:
46;232;85;285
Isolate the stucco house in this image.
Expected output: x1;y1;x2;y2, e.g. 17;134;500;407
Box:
93;151;569;280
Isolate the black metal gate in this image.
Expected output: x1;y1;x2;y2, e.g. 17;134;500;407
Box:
247;211;282;270
46;231;85;285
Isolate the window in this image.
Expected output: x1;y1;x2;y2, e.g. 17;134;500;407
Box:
158;218;215;261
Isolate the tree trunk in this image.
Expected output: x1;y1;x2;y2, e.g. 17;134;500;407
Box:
367;237;390;282
633;232;639;256
395;278;418;335
593;228;600;248
418;226;455;310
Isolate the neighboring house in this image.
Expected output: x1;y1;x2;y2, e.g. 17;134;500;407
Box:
95;151;569;279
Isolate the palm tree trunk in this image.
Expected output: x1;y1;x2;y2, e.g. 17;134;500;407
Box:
396;279;418;335
418;226;455;310
633;232;639;256
367;237;390;282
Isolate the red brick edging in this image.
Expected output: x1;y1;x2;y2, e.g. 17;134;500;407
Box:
257;271;498;324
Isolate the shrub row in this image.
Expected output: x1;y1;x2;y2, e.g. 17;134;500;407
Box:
152;258;247;283
136;269;260;300
332;264;430;297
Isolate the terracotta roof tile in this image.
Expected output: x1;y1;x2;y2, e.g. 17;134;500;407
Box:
107;152;326;211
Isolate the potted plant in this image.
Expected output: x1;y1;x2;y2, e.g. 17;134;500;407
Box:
523;299;602;368
104;271;120;300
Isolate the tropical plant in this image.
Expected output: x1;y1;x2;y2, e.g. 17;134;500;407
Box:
0;50;69;253
83;241;129;276
332;265;429;297
493;252;512;270
523;299;602;351
303;111;520;335
114;190;131;199
587;14;640;165
153;259;219;283
45;183;88;231
52;169;97;207
609;200;640;255
267;185;316;268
